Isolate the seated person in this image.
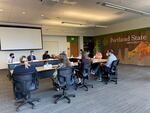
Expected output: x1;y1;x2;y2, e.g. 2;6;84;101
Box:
91;51;102;80
12;56;38;100
52;52;72;90
94;51;102;59
58;52;71;68
8;53;17;63
77;51;91;84
91;50;117;81
42;51;51;60
100;49;117;80
105;50;117;67
27;50;36;61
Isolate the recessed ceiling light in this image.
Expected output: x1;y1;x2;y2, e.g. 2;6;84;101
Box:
22;11;26;14
41;14;44;17
96;2;101;4
0;9;3;12
56;17;60;19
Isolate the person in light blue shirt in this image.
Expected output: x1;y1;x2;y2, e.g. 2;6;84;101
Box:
97;49;117;81
105;50;117;68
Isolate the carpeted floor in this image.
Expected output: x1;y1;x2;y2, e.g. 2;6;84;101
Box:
0;64;150;113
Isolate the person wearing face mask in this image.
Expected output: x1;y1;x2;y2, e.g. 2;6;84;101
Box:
8;53;17;63
27;50;36;61
99;49;117;81
105;49;117;68
106;50;110;57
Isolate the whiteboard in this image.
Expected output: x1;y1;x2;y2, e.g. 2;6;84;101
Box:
0;26;42;50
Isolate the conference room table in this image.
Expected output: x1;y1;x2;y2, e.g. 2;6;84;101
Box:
36;62;78;79
91;58;107;64
8;59;60;70
8;60;78;79
69;57;107;64
8;58;107;79
8;59;60;79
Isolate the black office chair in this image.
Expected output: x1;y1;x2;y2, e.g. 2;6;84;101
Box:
53;67;75;104
75;60;93;91
69;58;79;62
102;60;119;84
13;74;40;112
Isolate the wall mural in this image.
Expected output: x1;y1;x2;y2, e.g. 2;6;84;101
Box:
95;28;150;66
128;41;150;60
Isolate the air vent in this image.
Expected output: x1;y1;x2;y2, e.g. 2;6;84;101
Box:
41;0;59;5
40;0;77;5
115;11;125;15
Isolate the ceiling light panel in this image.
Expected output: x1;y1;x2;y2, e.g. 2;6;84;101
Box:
101;2;150;16
0;9;3;12
22;11;26;14
63;11;112;22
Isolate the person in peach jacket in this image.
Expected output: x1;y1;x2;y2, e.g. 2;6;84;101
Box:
94;51;102;59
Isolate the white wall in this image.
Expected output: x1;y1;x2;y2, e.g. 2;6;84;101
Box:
42;26;96;36
0;35;67;69
78;36;83;51
94;17;150;36
43;35;67;54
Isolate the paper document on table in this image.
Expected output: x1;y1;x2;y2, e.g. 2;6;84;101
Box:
92;59;100;63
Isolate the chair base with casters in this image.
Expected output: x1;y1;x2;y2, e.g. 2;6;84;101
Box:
13;74;40;112
101;74;108;84
53;67;76;104
102;73;117;84
75;77;93;91
109;73;118;84
53;87;75;104
102;60;119;85
15;95;40;112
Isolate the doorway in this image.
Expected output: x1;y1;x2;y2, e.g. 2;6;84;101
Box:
67;36;79;57
83;36;95;58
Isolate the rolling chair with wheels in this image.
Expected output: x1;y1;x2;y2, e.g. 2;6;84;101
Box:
102;60;119;84
75;60;93;91
13;74;40;111
53;67;75;104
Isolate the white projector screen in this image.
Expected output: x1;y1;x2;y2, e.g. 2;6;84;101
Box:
0;26;42;50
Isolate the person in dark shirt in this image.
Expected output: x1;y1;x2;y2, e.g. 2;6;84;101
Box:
12;56;38;100
27;50;36;61
76;51;91;84
42;51;51;60
80;52;91;75
52;52;72;91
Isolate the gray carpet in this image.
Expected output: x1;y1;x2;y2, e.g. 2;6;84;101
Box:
0;64;150;113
